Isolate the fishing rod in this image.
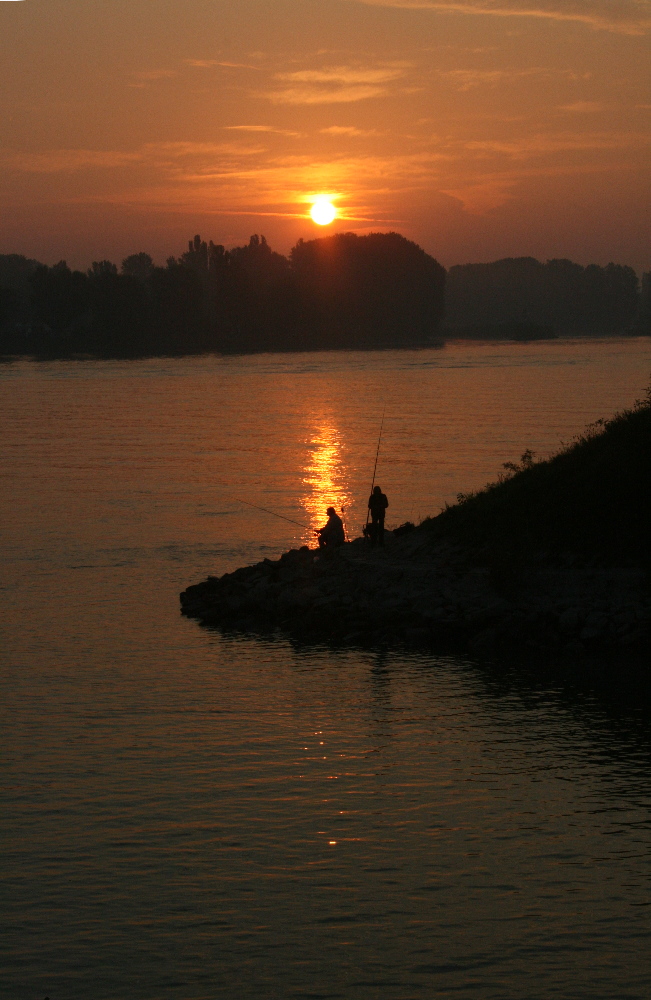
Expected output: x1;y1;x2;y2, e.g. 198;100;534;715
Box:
234;497;308;530
365;408;386;530
235;496;349;541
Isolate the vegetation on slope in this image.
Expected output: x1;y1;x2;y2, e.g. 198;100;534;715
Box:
424;390;651;566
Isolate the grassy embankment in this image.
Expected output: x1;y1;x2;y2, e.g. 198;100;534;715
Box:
421;389;650;571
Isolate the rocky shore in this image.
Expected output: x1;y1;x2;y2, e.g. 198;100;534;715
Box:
180;526;649;657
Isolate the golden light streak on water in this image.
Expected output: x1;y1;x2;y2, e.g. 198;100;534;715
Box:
300;416;352;543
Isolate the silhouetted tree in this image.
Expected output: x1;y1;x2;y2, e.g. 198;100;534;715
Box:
0;287;21;341
630;272;651;335
29;262;91;351
0;254;41;351
88;260;118;278
446;257;640;336
148;261;208;353
0;254;41;295
223;234;294;349
121;253;154;283
290;231;445;348
86;265;150;355
2;237;644;358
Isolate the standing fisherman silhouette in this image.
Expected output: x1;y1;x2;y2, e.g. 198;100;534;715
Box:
316;507;346;549
368;485;389;545
364;409;388;544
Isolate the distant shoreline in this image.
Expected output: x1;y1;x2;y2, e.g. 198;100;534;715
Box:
2;240;648;358
3;330;649;364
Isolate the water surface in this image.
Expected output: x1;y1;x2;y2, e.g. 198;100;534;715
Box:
1;339;650;999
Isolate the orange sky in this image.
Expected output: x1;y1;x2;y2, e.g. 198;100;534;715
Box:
1;0;649;271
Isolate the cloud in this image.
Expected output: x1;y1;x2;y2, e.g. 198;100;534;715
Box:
558;101;605;112
275;67;406;84
261;63;408;104
320;126;379;135
5;126;645;228
148;141;265;157
463;131;649;155
264;85;388;104
128;69;177;89
2;149;144;173
110;142;639;222
0;142;266;174
129;69;177;85
185;59;260;70
224;125;301;136
439;66;580;90
352;0;651;34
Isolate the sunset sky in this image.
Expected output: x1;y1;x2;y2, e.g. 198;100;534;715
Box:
1;0;649;271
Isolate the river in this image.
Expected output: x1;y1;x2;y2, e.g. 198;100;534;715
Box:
1;338;650;999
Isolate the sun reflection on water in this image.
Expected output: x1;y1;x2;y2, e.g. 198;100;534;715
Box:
300;418;351;544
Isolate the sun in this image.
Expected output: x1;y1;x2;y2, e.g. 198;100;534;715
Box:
310;196;337;226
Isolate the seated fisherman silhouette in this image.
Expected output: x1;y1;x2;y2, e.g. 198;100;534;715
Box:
367;485;389;544
316;507;346;549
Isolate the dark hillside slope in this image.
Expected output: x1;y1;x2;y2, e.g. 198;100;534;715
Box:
427;395;650;565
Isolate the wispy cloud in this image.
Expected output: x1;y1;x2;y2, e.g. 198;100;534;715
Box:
261;63;409;104
438;159;645;212
185;59;260;70
275;67;406;84
463;131;649;155
353;0;651;35
129;145;642;220
129;69;177;88
224;125;301;136
2;149;144;173
134;69;177;80
558;101;605;112
118;150;451;217
439;66;585;90
264;85;388;104
321;126;380;136
4;127;645;227
1;142;266;174
149;141;266;159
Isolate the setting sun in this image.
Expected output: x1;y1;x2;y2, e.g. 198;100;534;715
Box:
310;197;337;226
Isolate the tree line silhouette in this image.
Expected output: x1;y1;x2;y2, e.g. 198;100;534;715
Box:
0;233;648;358
445;256;645;338
0;232;444;357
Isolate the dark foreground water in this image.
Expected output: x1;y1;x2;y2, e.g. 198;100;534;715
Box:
1;340;650;999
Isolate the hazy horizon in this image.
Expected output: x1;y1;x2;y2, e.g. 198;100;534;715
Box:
2;233;649;280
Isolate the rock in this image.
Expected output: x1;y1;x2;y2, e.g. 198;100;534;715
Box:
179;529;649;659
